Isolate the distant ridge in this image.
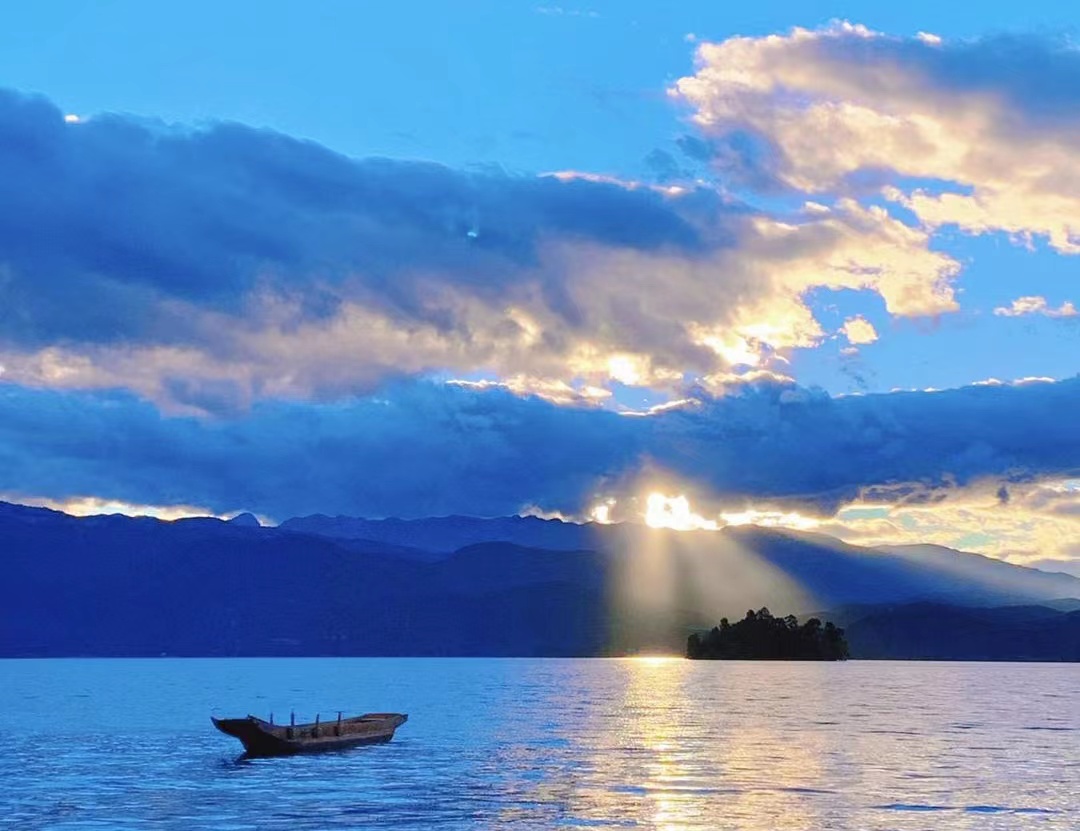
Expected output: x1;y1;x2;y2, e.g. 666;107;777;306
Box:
1;500;1077;658
280;513;597;552
840;602;1080;661
227;512;261;528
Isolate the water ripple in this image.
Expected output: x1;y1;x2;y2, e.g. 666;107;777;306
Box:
1;658;1078;830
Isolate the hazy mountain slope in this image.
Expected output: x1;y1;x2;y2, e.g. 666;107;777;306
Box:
878;543;1077;601
732;529;1079;607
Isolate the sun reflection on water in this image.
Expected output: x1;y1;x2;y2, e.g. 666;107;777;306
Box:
556;659;845;830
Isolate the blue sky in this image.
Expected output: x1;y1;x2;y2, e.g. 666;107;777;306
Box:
0;2;1076;565
3;1;1075;174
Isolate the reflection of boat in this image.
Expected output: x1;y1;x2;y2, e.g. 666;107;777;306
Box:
212;712;407;757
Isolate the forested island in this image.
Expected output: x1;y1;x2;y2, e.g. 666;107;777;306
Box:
687;608;849;660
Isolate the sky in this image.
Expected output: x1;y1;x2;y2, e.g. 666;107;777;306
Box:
0;2;1077;568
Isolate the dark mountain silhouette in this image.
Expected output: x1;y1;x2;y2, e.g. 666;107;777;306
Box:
837;602;1080;661
2;501;1078;657
227;512;262;528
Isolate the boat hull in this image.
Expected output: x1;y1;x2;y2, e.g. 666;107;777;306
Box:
212;713;407;758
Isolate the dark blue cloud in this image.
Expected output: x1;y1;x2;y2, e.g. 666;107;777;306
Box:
0;381;640;518
1;377;1077;519
0;88;734;350
650;378;1080;512
675;132;789;194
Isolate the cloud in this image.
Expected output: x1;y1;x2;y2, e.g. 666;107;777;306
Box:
0;381;641;520
672;23;1080;253
534;6;599;18
639;376;1080;519
993;296;1078;318
839;315;878;345
818;477;1080;563
7;494;232;522
2;376;1078;527
0;87;961;412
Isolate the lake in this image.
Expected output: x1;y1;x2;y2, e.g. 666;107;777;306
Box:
1;659;1077;830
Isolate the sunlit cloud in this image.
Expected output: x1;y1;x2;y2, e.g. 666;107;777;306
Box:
543;169;684;195
4;494;230;522
688;324;763;367
606;490;822;535
673;23;1080;254
839;315;878;345
718;509;820;531
819;477;1080;563
518;504;573;521
449;377;612;407
696;368;796;396
993;296;1078;318
589;499;616;524
971;375;1057;387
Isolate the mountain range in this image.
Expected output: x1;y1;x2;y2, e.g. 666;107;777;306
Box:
2;501;1078;658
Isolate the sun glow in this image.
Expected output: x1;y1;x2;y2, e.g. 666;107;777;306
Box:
644;493;719;531
720;509;821;531
690;326;763;368
602;491;824;534
606;353;645;385
590;499;616;524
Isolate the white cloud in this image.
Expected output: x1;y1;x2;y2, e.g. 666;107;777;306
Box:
534;6;599;18
840;315;878;345
672;24;1080;254
993;295;1078;318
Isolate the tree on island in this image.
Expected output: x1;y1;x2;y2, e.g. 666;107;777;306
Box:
686;608;849;660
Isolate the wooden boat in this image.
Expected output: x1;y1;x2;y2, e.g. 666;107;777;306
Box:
212;711;407;757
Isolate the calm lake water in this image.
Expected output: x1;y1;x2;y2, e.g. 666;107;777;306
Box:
1;659;1077;830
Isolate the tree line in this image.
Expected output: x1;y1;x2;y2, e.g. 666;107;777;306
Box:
686;608;849;660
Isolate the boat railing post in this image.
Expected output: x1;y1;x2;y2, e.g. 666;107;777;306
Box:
269;712;274;725
314;713;320;738
288;710;295;739
336;711;342;736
